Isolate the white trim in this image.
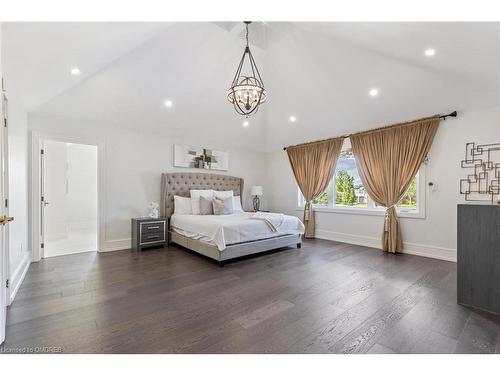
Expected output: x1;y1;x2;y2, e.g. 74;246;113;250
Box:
29;131;105;261
8;252;29;304
0;81;8;344
315;229;457;262
295;205;425;219
101;238;131;252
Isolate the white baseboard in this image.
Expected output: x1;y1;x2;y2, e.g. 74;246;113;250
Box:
315;229;457;262
101;238;131;252
9;253;31;304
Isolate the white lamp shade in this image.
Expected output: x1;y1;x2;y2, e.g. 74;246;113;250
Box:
250;185;263;196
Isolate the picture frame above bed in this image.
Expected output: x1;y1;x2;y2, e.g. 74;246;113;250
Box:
173;144;229;171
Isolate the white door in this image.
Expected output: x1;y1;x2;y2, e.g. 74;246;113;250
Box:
0;80;12;344
41;140;98;258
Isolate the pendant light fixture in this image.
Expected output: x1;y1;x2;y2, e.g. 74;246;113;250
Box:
227;21;267;117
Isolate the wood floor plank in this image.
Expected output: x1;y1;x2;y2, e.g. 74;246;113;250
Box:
496;330;500;354
366;343;397;354
328;267;452;354
235;300;295;329
454;312;500;353
1;239;499;354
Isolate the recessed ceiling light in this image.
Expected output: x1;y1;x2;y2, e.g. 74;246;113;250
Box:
243;121;250;127
70;67;81;76
369;88;379;97
289;116;297;123
424;49;436;57
164;100;173;108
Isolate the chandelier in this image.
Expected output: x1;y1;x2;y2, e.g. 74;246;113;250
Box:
227;21;267;117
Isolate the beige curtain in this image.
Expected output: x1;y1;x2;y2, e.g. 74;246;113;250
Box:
286;137;344;238
350;117;440;253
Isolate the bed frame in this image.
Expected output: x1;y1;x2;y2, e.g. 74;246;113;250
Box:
160;172;302;266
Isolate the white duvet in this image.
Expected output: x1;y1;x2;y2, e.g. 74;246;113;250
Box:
170;212;304;250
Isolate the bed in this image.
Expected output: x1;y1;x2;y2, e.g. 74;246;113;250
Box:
161;172;304;265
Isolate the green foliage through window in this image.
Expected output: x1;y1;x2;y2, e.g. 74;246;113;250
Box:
397;177;417;209
312;190;329;206
335;170;356;205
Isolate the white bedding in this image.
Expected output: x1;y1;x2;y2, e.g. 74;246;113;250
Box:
170;212;304;251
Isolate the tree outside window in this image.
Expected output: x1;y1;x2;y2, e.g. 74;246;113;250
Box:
334;150;367;206
335;170;356;204
312;190;329;206
397;178;417;209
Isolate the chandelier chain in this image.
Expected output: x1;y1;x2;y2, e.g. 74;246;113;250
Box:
245;23;249;47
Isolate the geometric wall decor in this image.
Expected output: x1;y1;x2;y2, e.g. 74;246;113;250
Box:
460;142;500;203
173;144;229;171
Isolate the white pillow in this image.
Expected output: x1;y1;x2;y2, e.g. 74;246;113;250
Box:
174;196;192;215
213;190;234;200
232;196;243;212
190;189;214;215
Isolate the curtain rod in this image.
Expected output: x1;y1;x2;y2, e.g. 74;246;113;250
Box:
283;111;457;151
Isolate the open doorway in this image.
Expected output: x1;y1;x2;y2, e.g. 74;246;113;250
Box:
41;140;98;258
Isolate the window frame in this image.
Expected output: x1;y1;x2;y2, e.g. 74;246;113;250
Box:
297;160;426;219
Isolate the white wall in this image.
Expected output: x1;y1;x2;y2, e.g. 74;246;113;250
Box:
266;106;500;261
66;143;98;228
28;114;270;252
2;25;30;303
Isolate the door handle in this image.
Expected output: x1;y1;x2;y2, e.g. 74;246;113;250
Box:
0;216;14;225
43;201;50;206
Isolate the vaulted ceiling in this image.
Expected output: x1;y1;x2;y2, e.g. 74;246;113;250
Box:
2;22;499;151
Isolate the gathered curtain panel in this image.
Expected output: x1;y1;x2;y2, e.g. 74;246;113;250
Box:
286;137;344;238
350;117;440;253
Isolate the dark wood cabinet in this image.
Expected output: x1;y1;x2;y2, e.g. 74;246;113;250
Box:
131;217;168;251
457;204;500;315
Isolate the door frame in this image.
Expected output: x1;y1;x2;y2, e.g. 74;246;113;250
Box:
29;131;105;261
0;80;9;344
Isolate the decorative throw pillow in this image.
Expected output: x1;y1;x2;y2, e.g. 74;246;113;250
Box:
232;196;243;212
213;190;234;200
190;189;214;215
212;197;234;215
199;196;214;215
174;196;192;215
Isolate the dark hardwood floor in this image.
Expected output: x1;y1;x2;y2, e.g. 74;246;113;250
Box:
2;239;500;354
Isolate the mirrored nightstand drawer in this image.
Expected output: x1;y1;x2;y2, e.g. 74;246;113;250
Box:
140;231;165;245
140;221;165;233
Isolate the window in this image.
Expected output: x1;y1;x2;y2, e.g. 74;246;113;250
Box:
298;146;424;218
334;150;367;207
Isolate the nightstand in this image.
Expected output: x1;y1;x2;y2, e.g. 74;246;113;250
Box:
131;217;168;251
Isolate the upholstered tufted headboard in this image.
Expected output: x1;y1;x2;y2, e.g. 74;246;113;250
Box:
161;172;244;218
